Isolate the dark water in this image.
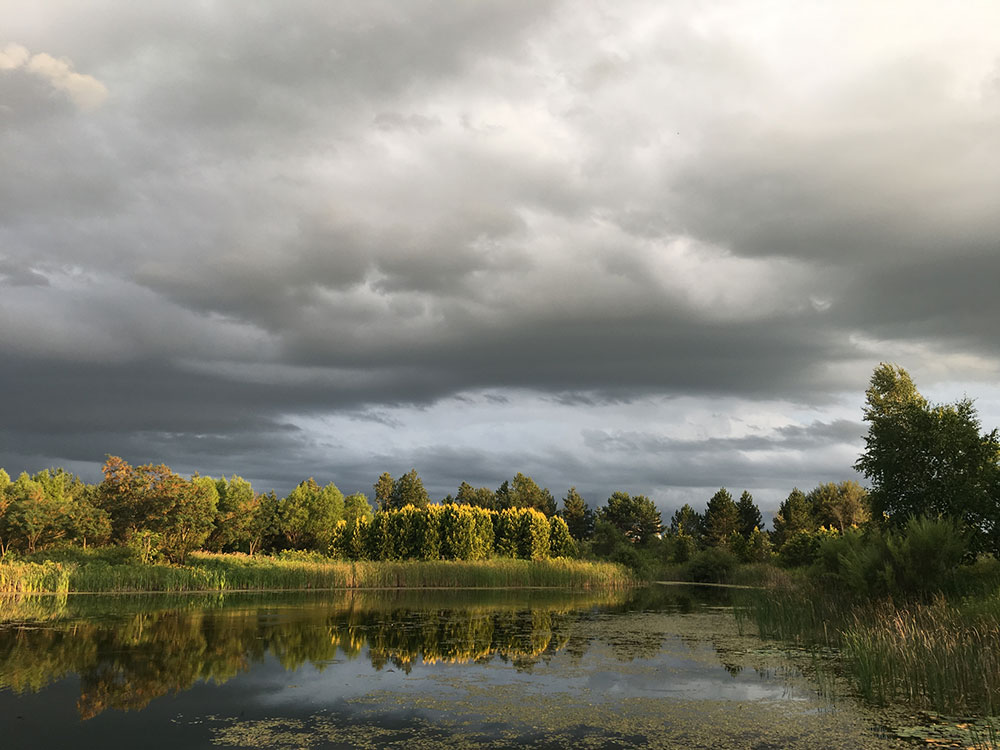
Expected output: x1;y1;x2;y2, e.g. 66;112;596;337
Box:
0;585;901;749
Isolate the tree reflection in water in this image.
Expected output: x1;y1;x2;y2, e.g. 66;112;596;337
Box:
0;589;637;719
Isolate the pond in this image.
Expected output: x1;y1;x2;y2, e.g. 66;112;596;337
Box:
0;585;906;749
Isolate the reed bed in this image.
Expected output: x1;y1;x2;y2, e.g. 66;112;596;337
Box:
733;584;849;647
0;553;632;594
0;561;72;594
843;598;1000;714
737;583;1000;720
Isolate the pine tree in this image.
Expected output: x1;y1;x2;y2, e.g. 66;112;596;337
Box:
704;488;739;547
735;490;763;539
561;487;594;540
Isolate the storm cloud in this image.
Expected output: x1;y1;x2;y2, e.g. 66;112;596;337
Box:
2;0;999;520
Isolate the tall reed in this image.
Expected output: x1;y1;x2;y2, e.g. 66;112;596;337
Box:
843;598;1000;714
0;553;633;594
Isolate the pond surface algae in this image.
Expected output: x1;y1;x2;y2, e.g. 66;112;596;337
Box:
204;604;907;749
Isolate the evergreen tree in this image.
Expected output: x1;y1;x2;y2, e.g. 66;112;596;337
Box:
599;491;662;544
456;481;497;510
735;490;763;539
772;487;814;548
508;472;557;516
561;487;594;540
373;472;395;511
704;488;739;547
669;504;704;542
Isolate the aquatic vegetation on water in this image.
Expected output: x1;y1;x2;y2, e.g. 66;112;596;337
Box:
203;609;904;750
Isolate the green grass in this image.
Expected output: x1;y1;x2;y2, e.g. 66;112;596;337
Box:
0;550;633;594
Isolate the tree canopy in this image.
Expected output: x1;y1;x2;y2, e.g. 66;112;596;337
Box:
599;491;662;544
855;363;1000;554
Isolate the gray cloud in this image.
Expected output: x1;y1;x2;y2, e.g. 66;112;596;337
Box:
2;0;999;509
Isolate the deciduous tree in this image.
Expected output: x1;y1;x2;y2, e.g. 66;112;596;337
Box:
855;363;1000;553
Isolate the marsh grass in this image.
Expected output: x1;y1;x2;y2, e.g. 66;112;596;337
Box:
0;551;632;594
844;597;1000;714
732;585;849;647
737;582;1000;727
0;561;72;594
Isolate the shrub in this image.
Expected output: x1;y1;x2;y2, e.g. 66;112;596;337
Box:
685;547;738;583
670;531;697;563
883;515;965;597
779;529;824;568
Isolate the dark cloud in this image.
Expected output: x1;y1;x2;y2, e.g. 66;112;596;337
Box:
1;1;998;505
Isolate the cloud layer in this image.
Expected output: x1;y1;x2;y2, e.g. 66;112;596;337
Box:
2;1;999;518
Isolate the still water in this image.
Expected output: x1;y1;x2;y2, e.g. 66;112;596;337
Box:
0;585;901;749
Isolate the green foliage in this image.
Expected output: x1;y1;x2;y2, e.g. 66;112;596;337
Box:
669;530;698;563
439;504;476;560
243;491;280;556
330;517;369;560
856;363;1000;555
515;508;551;560
66;494;111;549
506;473;557;516
560;487;593;540
668;504;704;545
684;547;739;583
395;504;441;560
883;516;967;596
455;481;497;510
471;507;495;560
807;480;869;532
772;487;814;548
373;472;395;511
778;528;824;568
3;473;69;553
343;493;373;525
207;475;255;552
735;491;762;539
808;516;965;599
125;529;165;565
548;516;575;557
599;491;662;544
493;508;519;558
704;488;738;547
742;526;774;563
95;457;216;563
280;478;345;552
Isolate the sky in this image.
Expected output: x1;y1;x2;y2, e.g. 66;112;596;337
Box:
2;1;1000;522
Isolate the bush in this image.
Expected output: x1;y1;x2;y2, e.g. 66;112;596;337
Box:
779;529;826;568
810;516;968;599
670;532;697;563
685;547;738;583
884;515;965;597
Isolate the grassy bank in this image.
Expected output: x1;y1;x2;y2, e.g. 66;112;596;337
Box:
0;549;633;594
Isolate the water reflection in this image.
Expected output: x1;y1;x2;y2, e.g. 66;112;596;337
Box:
0;588;650;719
